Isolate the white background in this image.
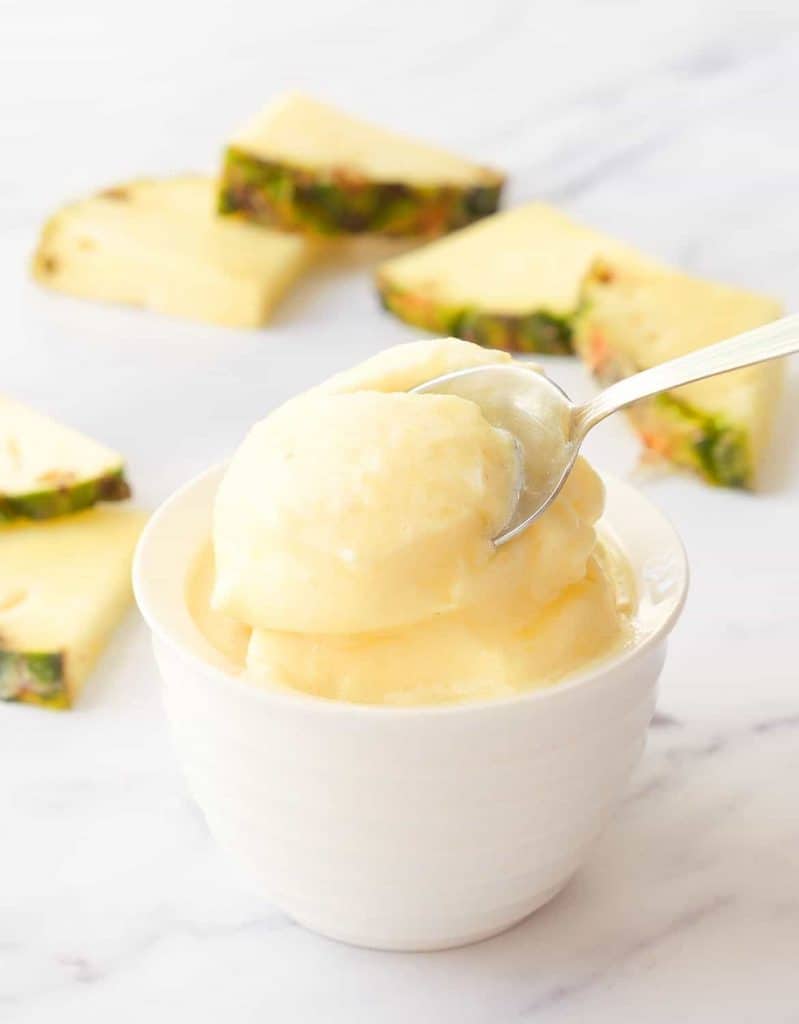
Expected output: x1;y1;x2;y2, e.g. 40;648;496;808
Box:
1;1;798;1021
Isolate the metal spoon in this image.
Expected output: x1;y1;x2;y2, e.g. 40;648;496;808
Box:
412;314;799;546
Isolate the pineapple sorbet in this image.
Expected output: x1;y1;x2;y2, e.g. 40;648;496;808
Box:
193;338;634;705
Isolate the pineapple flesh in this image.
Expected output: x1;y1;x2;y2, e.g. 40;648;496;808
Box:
376;203;644;353
0;397;130;522
0;505;146;708
574;260;784;488
32;177;316;327
219;93;504;237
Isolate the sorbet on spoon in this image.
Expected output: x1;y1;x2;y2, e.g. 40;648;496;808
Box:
412;314;799;544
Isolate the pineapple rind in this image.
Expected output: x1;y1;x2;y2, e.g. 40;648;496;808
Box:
631;393;751;488
377;278;573;354
0;468;130;523
0;651;69;709
219;147;503;238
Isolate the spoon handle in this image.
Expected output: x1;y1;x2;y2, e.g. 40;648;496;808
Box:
573;313;799;439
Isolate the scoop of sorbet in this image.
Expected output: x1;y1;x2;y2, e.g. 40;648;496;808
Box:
213;388;518;634
210;338;626;705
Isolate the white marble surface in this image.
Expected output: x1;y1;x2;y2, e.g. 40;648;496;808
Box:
2;1;799;1020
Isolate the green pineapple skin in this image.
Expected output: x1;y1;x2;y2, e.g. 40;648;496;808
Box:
377;278;574;355
0;651;69;709
218;148;503;238
635;395;751;489
0;469;130;524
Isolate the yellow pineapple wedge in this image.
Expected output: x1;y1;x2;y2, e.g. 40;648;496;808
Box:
1;396;130;522
0;506;146;709
32;177;316;327
219;93;504;237
574;259;784;488
376;203;644;353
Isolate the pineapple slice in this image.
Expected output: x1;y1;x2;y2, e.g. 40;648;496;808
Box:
32;177;315;327
0;397;129;522
574;260;784;488
376;203;645;353
0;505;146;708
219;93;504;237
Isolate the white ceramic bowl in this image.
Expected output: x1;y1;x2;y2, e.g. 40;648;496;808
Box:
133;466;688;952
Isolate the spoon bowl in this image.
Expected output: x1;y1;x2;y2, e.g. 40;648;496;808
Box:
412;364;580;545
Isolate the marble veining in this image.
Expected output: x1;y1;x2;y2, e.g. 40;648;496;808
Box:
2;1;799;1020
